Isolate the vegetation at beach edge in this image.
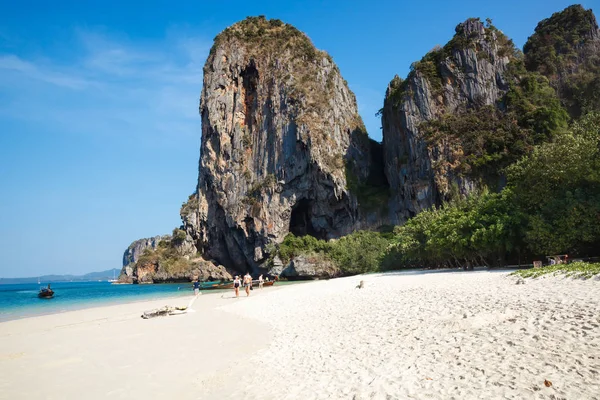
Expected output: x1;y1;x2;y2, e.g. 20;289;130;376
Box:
511;262;600;279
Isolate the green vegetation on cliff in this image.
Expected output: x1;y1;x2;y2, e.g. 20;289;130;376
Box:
420;66;568;184
385;16;570;188
211;15;319;61
386;18;517;106
136;229;194;277
524;4;600;118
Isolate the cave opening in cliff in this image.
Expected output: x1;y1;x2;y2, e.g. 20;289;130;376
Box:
289;199;323;239
241;62;259;135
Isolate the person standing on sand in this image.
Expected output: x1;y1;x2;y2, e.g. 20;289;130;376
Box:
258;274;264;289
244;273;252;296
193;279;200;296
233;276;241;298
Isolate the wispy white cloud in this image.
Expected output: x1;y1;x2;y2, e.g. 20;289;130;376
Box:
0;54;93;89
0;27;212;144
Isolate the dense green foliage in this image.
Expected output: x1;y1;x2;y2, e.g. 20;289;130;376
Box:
386;189;524;268
274;231;391;275
507;112;600;255
512;262;600;279
523;5;600;118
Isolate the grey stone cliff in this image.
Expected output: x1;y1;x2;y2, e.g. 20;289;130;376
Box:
121;236;167;274
181;16;375;273
381;18;512;222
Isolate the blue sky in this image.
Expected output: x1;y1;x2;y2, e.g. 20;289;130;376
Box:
0;0;594;277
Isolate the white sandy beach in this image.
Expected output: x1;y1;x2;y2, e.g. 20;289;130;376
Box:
1;271;599;400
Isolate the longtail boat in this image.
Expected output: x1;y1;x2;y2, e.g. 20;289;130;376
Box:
38;287;54;298
199;280;275;290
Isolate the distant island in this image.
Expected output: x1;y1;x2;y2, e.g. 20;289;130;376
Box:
0;268;121;284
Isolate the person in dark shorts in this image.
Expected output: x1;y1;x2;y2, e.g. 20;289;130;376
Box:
243;273;252;296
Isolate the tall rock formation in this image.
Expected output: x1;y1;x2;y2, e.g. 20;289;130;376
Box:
181;16;377;272
524;5;600;118
119;232;232;284
120;236;166;278
381;18;567;222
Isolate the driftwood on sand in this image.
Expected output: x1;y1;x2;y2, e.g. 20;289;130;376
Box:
141;296;198;319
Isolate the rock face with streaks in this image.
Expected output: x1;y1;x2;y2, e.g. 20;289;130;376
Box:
181;16;378;273
381;18;565;222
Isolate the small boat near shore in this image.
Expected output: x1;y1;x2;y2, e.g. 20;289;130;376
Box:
38;286;54;299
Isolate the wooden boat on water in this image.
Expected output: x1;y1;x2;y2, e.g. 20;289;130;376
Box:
200;280;275;290
201;282;233;290
38;287;54;298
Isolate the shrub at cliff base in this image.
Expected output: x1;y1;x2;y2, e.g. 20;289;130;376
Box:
507;112;600;255
383;189;525;269
275;231;390;275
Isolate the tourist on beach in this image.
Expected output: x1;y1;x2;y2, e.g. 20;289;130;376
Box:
244;273;252;296
258;274;264;289
233;276;241;298
193;280;200;296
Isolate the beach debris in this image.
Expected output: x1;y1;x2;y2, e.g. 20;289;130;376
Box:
141;306;188;319
141;296;198;319
356;280;365;289
544;379;552;387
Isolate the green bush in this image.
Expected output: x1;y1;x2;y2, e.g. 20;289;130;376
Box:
274;231;391;275
507;112;600;255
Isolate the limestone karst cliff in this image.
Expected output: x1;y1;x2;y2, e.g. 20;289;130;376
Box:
180;16;383;272
524;4;600;118
381;18;567;222
121;7;596;281
120;236;166;280
119;232;232;283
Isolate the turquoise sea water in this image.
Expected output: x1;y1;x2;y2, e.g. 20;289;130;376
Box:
0;281;198;322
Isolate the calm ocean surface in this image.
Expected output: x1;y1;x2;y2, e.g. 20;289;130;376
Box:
0;281;197;322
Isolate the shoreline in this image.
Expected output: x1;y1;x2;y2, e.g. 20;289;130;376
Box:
0;284;238;323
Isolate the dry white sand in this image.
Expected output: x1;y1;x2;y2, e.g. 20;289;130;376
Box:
1;271;599;400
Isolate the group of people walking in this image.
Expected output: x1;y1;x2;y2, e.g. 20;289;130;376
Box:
191;273;269;298
233;273;266;297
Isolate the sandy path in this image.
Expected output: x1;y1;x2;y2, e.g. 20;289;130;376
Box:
200;271;600;400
